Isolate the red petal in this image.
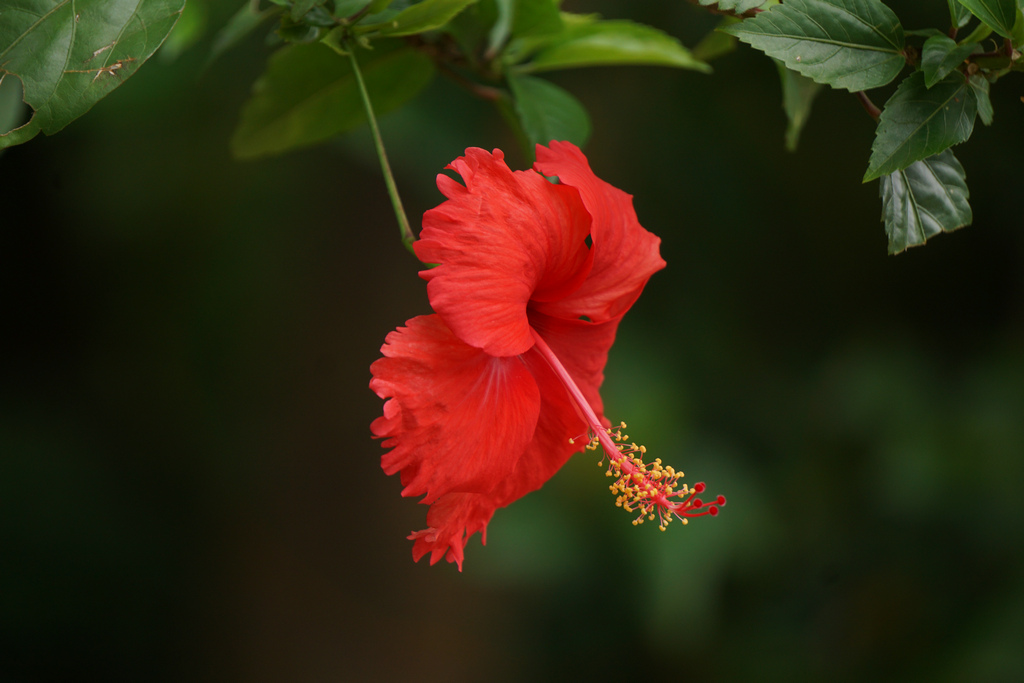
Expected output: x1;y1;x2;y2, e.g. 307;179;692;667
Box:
533;141;666;323
395;316;623;571
370;315;541;505
526;310;621;434
407;492;495;571
415;148;593;357
407;371;588;573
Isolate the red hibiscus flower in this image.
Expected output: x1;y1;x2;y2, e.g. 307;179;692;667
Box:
370;141;724;570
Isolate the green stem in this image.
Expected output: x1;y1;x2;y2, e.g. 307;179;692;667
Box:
347;46;416;255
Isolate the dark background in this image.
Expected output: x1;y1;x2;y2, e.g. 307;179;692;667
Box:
3;1;1023;681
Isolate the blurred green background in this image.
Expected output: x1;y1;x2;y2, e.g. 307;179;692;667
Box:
3;1;1023;681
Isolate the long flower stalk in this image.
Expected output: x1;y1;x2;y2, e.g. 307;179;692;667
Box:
348;46;416;254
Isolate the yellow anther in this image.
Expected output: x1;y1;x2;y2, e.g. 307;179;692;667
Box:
591;418;707;533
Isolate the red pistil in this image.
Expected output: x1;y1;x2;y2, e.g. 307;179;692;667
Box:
530;329;725;529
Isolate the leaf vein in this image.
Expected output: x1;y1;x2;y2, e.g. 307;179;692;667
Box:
0;0;72;61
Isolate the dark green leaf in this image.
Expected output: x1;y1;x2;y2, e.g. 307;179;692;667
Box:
360;0;478;37
880;149;972;254
292;0;324;21
277;17;322;42
863;71;977;182
698;0;767;13
775;59;823;151
511;0;563;38
333;0;373;17
208;2;282;67
957;0;1017;38
692;17;740;62
299;6;338;27
921;35;979;87
0;0;185;149
513;20;710;73
320;25;350;54
947;0;974;27
1013;7;1024;44
442;0;497;59
969;73;993;124
721;0;905;91
507;72;590;149
231;41;435;159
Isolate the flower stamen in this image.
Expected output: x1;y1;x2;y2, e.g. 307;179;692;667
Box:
583;423;725;529
530;329;725;530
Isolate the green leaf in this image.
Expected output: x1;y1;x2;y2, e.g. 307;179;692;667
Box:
863;71;977;182
921;35;979;87
698;0;767;12
487;0;515;53
161;0;208;61
277;16;321;42
507;72;590;149
513;20;710;73
957;0;1017;38
880;149;972;254
208;2;282;67
721;0;906;91
948;0;974;27
692;17;740;62
297;5;336;27
333;0;373;17
1013;7;1024;44
959;20;993;44
442;0;496;58
360;0;479;37
0;0;185;149
231;41;435;159
483;0;563;58
904;28;944;38
292;0;324;21
774;59;823;151
512;0;563;38
969;73;993;124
